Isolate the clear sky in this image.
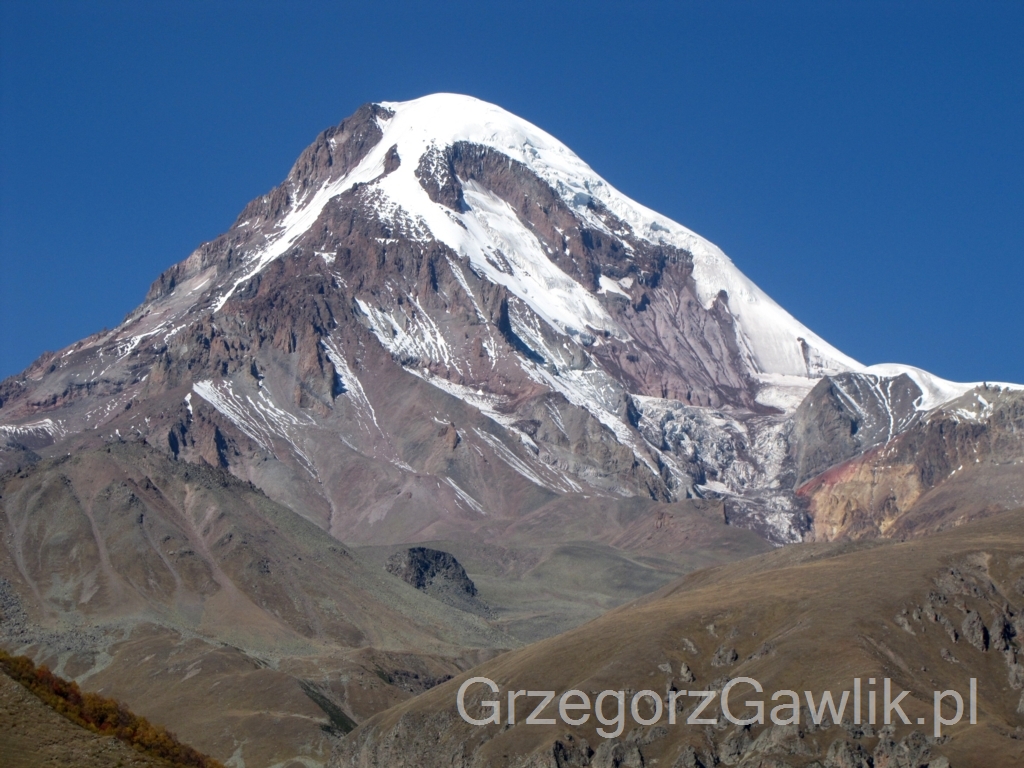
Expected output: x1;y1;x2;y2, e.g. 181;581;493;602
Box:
1;1;1021;384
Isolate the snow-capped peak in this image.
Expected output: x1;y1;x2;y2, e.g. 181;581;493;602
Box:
212;94;964;393
374;94;862;378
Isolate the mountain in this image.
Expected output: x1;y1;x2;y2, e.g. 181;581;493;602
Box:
1;93;1022;765
2;94;1018;548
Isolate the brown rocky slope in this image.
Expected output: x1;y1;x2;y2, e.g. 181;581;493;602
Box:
0;439;759;766
0;441;513;766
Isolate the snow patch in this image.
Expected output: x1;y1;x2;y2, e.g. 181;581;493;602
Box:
355;297;457;371
597;274;631;298
193;379;309;456
445;477;485;515
864;364;1023;412
754;373;818;413
321;337;383;437
0;418;65;439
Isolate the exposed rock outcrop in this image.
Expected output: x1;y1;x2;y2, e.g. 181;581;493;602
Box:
385;547;486;615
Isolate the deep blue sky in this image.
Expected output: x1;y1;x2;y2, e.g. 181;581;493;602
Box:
1;1;1022;384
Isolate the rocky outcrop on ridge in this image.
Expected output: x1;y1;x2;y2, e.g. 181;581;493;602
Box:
386;547;487;614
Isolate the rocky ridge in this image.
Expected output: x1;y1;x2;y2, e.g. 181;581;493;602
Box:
385;546;487;614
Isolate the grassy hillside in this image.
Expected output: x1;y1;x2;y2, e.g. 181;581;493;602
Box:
335;509;1024;767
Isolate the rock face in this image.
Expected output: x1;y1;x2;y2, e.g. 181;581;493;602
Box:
386;547;477;595
799;385;1024;540
789;372;923;487
385;547;484;614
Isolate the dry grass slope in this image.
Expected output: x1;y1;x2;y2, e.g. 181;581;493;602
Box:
334;509;1024;767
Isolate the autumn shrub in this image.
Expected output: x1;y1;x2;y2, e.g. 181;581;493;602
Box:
0;649;224;768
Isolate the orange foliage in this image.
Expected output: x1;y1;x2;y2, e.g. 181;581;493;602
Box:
0;649;224;768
